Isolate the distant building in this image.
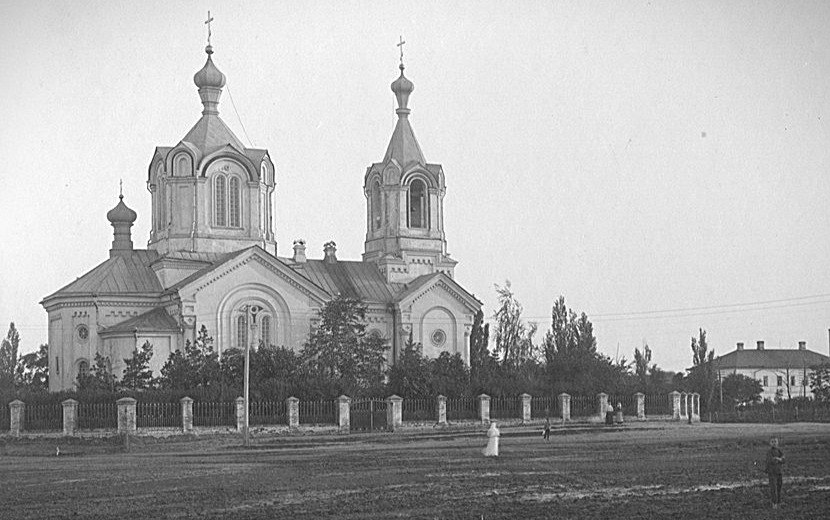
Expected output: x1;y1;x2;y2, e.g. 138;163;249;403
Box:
40;40;481;391
713;341;830;401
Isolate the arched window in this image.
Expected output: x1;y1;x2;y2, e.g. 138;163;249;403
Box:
154;163;164;231
237;314;247;349
215;176;227;226
261;315;271;347
176;154;191;177
371;180;382;230
408;179;428;229
229;177;241;227
77;360;89;379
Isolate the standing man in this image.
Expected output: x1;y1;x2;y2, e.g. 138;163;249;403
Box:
764;437;785;509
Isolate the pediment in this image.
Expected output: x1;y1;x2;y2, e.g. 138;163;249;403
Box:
395;273;481;313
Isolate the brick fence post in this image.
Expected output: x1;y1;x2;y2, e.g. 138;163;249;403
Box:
670;391;681;420
436;395;447;426
180;397;193;433
338;395;351;433
386;395;402;431
235;397;245;432
9;400;25;437
286;397;299;430
478;394;490;424
634;393;645;420
520;393;532;423
62;399;78;436
558;393;571;422
597;393;608;423
116;397;137;435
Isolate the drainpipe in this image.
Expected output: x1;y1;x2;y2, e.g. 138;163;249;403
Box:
389;304;398;363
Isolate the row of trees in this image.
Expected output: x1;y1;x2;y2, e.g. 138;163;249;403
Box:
4;283;830;406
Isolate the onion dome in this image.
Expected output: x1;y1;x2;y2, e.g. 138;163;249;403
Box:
193;45;226;89
391;63;414;111
107;194;137;224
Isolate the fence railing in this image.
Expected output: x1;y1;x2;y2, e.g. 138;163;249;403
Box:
490;397;521;420
23;403;63;432
645;394;671;416
250;400;287;426
0;403;9;431
531;396;560;419
711;401;830;423
446;396;478;421
136;401;181;429
402;397;436;422
298;399;337;425
193;401;236;427
570;395;594;417
78;402;118;430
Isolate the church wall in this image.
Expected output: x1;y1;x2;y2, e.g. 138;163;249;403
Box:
179;258;323;356
402;289;473;363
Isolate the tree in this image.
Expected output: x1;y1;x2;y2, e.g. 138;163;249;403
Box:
809;363;830;402
492;281;536;366
121;341;155;391
469;310;490;374
386;334;431;398
428;351;470;397
720;373;763;406
687;328;717;414
0;322;21;391
76;353;116;392
301;295;389;395
15;343;49;391
159;326;220;392
633;344;652;390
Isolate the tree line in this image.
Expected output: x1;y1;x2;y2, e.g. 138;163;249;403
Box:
3;283;830;407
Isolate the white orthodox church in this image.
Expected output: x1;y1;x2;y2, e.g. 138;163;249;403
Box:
41;41;482;391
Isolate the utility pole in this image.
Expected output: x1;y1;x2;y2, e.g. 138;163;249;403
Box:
242;304;262;447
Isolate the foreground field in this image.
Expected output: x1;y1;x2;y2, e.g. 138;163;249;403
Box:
2;422;829;519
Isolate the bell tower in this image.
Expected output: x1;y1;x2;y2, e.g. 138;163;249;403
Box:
363;55;457;284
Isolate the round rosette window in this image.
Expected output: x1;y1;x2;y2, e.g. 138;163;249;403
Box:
431;329;446;347
77;325;89;341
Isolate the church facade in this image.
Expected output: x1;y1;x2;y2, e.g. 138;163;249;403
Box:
41;42;481;391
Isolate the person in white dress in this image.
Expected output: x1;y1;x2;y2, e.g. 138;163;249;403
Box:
483;421;500;457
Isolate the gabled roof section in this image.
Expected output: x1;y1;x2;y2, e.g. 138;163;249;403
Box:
383;116;426;170
712;349;830;370
163;249;250;294
168;246;331;303
395;272;482;311
43;250;162;301
298;260;400;303
180;114;246;157
100;307;179;335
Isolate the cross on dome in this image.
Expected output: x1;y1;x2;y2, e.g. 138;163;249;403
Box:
205;11;214;47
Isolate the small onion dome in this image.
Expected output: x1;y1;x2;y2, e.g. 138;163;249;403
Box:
391;63;414;110
107;194;137;224
193;45;226;89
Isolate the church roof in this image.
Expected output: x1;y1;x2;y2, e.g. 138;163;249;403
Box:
298;260;402;303
383;116;426;170
43;250;162;300
162;249;249;293
100;307;180;335
713;349;830;370
180;114;246;156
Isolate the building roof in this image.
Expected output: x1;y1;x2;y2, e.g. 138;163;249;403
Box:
713;349;830;370
100;307;180;335
297;259;402;303
383;115;426;170
162;249;249;294
180;114;246;156
43;250;162;301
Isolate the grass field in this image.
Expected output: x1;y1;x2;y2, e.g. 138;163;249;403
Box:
1;422;829;519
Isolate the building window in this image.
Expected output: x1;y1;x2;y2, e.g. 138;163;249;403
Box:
78;360;89;379
215;176;227;226
762;376;768;387
371;180;382;230
237;315;247;349
55;356;60;376
431;329;446;347
408;179;428;229
777;376;783;387
229;177;241;227
790;376;796;387
77;325;89;341
261;315;271;347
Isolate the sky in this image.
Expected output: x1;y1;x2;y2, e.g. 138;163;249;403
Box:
1;0;830;372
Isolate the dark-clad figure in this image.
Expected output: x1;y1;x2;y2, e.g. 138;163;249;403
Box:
764;437;785;508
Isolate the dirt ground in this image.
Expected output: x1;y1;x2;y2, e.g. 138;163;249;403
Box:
1;422;829;519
